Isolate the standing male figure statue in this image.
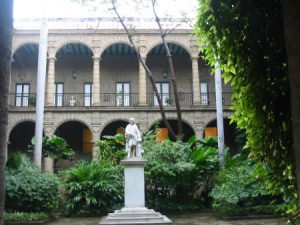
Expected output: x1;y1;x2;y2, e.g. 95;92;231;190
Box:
125;117;142;158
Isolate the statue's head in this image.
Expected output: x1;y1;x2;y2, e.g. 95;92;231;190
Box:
129;117;135;125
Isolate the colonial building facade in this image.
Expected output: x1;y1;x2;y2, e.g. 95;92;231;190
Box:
8;18;233;164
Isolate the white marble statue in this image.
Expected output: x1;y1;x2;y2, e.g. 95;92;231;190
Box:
125;117;142;158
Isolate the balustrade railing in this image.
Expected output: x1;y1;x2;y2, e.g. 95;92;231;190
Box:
53;93;93;107
8;92;233;108
100;93;139;107
146;92;193;106
8;93;36;107
200;92;232;107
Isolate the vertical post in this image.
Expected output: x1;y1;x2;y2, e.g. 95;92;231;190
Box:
46;57;55;106
34;19;48;168
192;56;201;105
139;58;147;106
93;57;100;106
214;62;225;168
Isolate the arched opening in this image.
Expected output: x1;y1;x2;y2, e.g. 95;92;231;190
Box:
203;118;240;154
8;121;36;159
55;43;93;107
146;43;192;106
11;44;39;107
54;121;93;168
100;120;128;138
100;43;138;106
150;119;195;142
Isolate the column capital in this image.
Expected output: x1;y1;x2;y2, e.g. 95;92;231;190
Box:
92;56;101;61
139;54;147;61
191;55;199;61
47;56;56;61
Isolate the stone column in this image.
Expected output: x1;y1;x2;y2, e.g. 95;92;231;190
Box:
93;57;101;106
92;126;100;160
43;127;54;173
192;56;201;105
46;57;55;106
139;58;147;106
43;157;54;173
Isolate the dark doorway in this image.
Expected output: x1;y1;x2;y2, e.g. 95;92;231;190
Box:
100;120;128;138
8;121;35;159
55;121;92;169
204;118;239;154
150;119;195;142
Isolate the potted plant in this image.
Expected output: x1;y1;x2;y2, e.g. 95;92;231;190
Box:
165;97;173;105
28;95;36;106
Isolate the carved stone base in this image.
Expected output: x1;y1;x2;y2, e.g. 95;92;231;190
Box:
99;207;172;225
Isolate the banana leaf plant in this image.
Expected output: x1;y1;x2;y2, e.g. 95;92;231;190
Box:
29;135;75;167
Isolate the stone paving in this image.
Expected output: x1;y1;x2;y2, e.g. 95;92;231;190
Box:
170;212;284;225
46;212;284;225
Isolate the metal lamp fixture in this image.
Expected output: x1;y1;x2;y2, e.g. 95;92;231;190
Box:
71;68;77;80
162;68;168;79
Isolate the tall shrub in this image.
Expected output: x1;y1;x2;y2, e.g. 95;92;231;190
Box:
143;139;197;210
62;161;123;215
94;134;126;165
211;159;277;216
5;157;60;213
191;137;220;205
195;0;297;220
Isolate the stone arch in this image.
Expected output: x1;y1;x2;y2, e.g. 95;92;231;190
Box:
148;117;196;142
100;118;129;131
99;118;130;138
203;117;218;129
145;40;192;57
54;40;94;56
8;117;36;136
203;116;239;154
8;119;36;138
100;41;136;57
54;120;94;168
147;117;194;133
100;41;139;95
12;42;40;55
12;43;40;66
53;117;93;135
8;120;39;159
99;39;132;57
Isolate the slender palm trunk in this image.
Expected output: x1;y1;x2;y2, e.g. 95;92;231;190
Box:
282;0;300;200
0;0;13;224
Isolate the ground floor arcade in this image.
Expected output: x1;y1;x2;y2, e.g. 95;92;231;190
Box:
7;109;234;170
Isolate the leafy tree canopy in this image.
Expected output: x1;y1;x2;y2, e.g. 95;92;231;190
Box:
195;0;298;221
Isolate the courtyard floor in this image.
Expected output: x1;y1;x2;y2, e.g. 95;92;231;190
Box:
46;212;284;225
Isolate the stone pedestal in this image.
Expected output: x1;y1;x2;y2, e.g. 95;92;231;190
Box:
99;158;172;225
122;159;146;208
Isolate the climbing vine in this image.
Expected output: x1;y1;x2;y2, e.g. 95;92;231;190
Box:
195;0;299;222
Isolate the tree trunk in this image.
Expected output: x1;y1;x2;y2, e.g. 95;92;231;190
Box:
282;0;300;201
151;0;183;137
110;0;178;140
0;0;13;224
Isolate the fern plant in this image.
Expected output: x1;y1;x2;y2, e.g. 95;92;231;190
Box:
61;161;123;215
